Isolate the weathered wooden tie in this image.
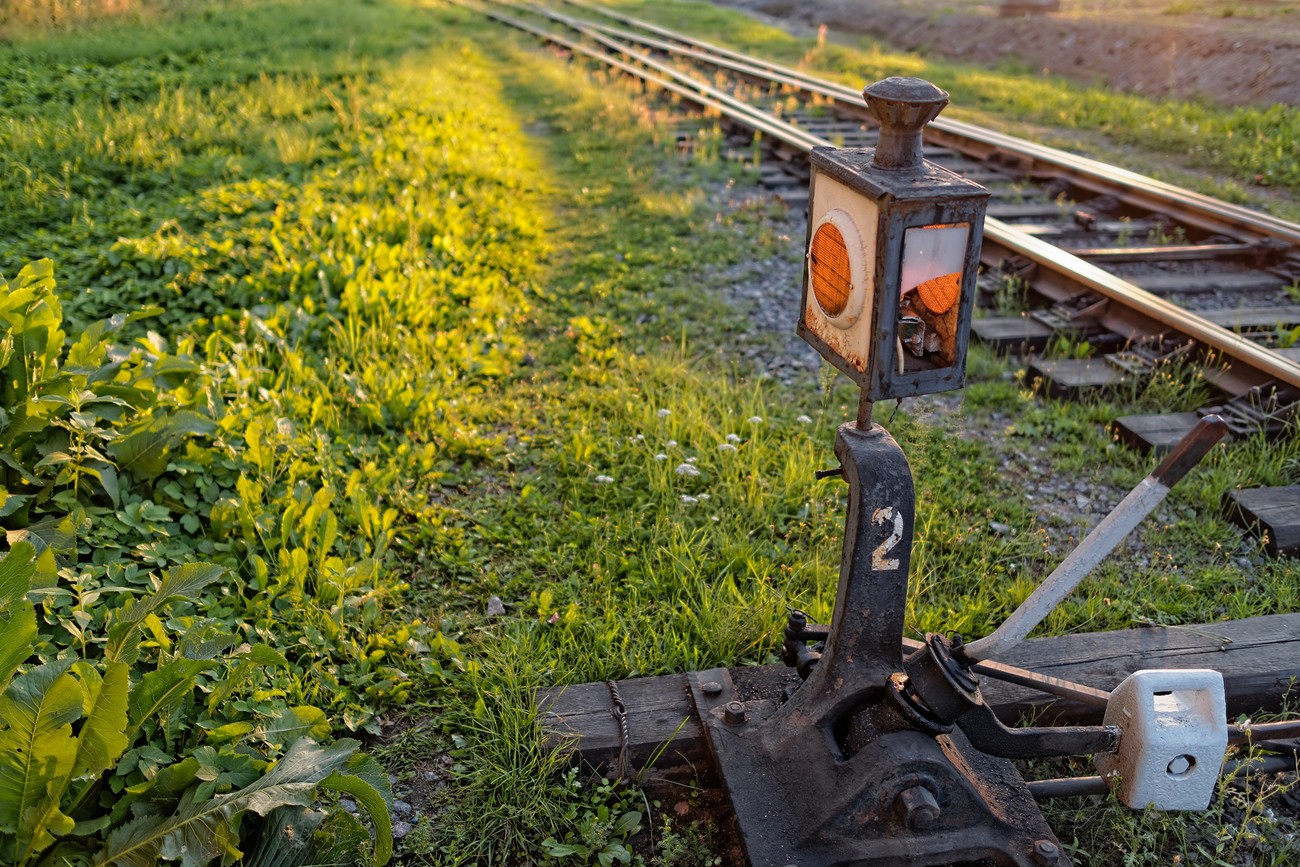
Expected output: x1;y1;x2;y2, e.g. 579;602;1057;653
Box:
1225;487;1300;557
539;613;1300;781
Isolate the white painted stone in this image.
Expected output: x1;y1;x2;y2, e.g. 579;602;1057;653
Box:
1095;669;1227;810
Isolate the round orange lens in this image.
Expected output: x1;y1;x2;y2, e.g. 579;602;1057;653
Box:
809;222;853;318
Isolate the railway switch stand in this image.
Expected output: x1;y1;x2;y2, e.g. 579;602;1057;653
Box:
690;78;1232;866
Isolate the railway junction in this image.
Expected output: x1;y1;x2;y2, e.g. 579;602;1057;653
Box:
0;0;1297;864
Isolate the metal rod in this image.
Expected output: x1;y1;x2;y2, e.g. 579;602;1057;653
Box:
963;416;1228;662
1028;776;1110;800
856;393;873;429
971;660;1111;707
1229;718;1300;746
900;636;1110;706
1031;754;1300;801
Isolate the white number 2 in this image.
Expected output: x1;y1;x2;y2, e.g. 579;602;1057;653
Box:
871;507;903;571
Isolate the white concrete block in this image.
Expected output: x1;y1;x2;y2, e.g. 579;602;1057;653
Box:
1095;669;1227;810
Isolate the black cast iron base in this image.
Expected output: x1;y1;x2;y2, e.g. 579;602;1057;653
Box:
688;423;1068;866
689;668;1066;867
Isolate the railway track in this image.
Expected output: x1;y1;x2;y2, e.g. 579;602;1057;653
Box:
468;0;1300;554
473;0;1300;454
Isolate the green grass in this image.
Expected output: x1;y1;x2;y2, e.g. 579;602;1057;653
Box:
1;0;1297;864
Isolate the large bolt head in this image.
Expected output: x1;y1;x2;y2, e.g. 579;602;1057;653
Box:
893;784;941;831
723;700;748;725
1032;838;1061;865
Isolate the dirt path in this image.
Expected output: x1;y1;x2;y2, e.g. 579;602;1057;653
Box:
713;0;1300;108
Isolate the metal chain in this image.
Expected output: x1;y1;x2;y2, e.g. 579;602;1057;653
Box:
605;679;631;784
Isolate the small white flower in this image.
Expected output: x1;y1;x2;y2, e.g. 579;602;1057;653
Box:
711;515;720;522
718;443;737;452
747;416;764;424
686;456;697;464
796;414;813;424
633;434;644;442
594;475;614;484
657;408;671;418
699;493;711;501
726;433;741;443
654;453;668;461
674;463;701;477
666;440;678;448
680;494;699;504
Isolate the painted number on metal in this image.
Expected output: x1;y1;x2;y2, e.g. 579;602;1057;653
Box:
871;507;902;571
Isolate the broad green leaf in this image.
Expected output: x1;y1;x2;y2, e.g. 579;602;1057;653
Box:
0;540;36;606
0;491;31;519
241;806;325;867
126;658;214;737
72;661;130;780
257;707;330;749
97;739;361;867
120;756;200;818
241;645;289;667
201;722;254;744
0;660;82;860
107;563;225;664
319;753;394;866
109;412;218;481
245;421;268;474
144;563;227;619
0;543;38;694
4;516;76;555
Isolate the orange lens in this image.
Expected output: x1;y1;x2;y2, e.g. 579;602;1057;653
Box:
809;222;853;317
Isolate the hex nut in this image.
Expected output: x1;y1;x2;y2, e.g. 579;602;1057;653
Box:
1167;754;1195;777
893;785;940;831
723;700;747;725
1032;839;1060;865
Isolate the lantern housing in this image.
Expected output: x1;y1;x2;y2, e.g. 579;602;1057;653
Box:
798;77;990;401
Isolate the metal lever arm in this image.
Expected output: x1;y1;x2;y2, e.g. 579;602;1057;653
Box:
962;415;1228;662
957;702;1119;759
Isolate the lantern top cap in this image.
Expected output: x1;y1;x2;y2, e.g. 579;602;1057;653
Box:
862;77;951;170
862;76;950;107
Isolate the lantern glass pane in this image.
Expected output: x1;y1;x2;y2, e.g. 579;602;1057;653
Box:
897;222;969;372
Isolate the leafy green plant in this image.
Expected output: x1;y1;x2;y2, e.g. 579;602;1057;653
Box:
0;542;393;866
542;773;643;867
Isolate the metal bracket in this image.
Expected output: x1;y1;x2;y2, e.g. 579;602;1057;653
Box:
690;423;1068;866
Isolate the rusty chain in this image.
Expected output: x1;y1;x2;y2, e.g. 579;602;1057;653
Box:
605;679;631;783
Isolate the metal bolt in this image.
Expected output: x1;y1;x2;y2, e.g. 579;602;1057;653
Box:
702;681;723;697
1167;754;1195;776
723;700;747;725
893;785;940;831
1032;839;1060;865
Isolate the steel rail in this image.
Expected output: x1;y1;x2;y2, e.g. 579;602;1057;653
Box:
461;3;790;143
500;0;1300;391
488;0;827;152
561;0;1300;245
